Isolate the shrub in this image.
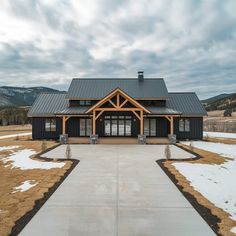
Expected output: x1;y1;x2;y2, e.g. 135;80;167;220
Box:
164;145;171;160
189;141;194;152
41;140;47;152
65;144;72;159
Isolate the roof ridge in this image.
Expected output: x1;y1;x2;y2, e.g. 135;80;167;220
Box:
71;78;164;80
169;92;196;94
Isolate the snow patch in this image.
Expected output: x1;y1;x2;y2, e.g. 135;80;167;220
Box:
231;227;236;233
181;141;236;160
204;131;236;139
0;146;19;151
2;149;65;170
174;141;236;221
13;180;38;193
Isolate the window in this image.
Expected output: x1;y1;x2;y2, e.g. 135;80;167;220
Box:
79;100;92;106
144;118;156;136
45;119;56;132
179;118;190;132
80;119;92;136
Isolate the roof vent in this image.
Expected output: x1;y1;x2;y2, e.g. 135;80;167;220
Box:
138;71;144;82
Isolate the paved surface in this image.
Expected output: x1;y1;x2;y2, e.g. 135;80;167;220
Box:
21;145;215;236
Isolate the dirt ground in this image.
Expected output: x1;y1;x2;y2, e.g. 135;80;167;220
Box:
0;124;32;136
163;144;236;236
0;137;71;236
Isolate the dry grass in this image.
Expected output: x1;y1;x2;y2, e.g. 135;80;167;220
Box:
204;137;236;145
0;138;71;236
0;124;32;136
163;144;236;236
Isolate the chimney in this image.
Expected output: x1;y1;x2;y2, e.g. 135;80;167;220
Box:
138;71;144;81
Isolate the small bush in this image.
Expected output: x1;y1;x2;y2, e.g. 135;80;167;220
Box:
164;145;171;160
189;141;194;152
41;140;47;152
65;144;72;159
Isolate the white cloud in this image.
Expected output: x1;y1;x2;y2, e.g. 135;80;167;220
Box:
0;0;235;98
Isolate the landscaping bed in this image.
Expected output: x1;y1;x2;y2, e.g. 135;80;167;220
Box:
157;142;236;236
0;138;78;236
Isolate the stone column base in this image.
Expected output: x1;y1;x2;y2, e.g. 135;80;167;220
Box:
60;134;68;144
168;134;176;144
138;134;146;144
90;134;98;144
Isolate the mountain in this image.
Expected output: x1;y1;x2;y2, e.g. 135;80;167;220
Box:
201;93;233;104
0;86;60;107
202;93;236;111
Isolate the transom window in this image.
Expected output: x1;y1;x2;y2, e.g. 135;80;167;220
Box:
179;118;190;132
45;119;56;132
80;118;92;136
104;115;132;136
144;118;156;136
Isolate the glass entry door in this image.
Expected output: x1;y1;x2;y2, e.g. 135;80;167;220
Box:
104;115;132;136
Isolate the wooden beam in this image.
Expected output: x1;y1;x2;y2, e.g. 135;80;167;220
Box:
164;115;171;122
92;110;96;135
65;116;70;122
140;110;143;135
108;99;117;108
117;94;120;107
95;110;104;121
119;99;128;108
170;116;174;135
132;110;141;120
94;108;143;111
62;116;66;135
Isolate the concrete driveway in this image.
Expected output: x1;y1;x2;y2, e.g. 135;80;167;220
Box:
20;145;215;236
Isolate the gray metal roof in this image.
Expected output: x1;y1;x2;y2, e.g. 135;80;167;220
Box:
167;93;207;116
147;107;181;115
55;106;89;115
28;93;68;117
66;78;169;99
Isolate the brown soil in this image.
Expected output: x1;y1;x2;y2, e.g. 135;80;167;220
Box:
0;139;71;236
163;144;236;236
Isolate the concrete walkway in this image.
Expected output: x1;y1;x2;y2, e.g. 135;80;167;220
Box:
21;145;215;236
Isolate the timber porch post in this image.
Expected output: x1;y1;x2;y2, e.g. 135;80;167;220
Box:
140;110;144;135
92;110;96;135
170;116;174;135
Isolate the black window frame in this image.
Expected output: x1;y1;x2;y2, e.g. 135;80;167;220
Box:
45;118;56;132
179;118;190;132
144;118;156;137
80;118;92;137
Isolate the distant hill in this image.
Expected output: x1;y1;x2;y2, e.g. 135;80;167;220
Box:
202;93;236;111
0;86;60;107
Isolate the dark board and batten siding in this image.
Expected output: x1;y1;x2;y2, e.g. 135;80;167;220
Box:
174;117;203;140
32;117;62;140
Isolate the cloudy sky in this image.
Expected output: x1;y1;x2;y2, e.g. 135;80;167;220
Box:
0;0;236;99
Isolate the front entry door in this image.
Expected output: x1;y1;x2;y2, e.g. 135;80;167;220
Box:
104;115;132;136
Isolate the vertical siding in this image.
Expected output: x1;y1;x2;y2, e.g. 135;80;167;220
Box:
32;117;62;140
174;117;203;140
67;117;80;137
156;117;170;137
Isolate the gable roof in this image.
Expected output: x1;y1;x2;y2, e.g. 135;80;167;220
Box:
86;88;151;114
66;78;169;100
167;92;207;116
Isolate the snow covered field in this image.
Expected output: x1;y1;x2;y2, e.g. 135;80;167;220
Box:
173;141;236;225
204;131;236;139
0;132;31;139
1;147;65;170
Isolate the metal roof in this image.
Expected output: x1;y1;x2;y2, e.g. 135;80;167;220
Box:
28;93;68;117
147;107;181;115
56;106;89;115
66;78;169;99
167;93;207;116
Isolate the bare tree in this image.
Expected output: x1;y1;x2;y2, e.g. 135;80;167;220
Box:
65;144;72;159
164;145;171;160
41;140;47;152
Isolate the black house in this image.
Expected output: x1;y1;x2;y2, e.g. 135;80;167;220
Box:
28;72;207;142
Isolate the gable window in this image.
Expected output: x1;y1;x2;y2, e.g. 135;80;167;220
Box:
79;100;92;106
80;118;92;136
179;118;190;132
45;119;56;132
